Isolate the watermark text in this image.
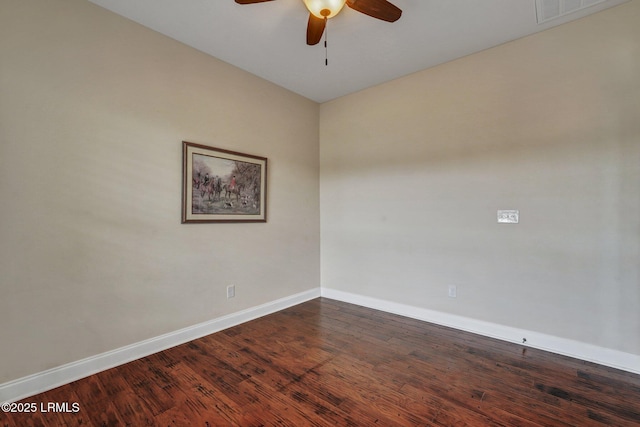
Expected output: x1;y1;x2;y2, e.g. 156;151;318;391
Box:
2;401;80;413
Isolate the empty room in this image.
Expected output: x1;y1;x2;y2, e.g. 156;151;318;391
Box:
1;0;639;425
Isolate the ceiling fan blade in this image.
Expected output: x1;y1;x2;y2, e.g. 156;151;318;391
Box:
235;0;275;4
346;0;402;22
306;13;326;45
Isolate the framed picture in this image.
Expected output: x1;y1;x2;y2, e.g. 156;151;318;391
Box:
182;141;267;223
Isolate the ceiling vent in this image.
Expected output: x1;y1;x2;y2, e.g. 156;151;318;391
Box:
535;0;608;24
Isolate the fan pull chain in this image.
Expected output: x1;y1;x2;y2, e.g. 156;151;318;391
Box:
324;17;328;66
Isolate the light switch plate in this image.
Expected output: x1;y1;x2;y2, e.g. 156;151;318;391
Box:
498;210;519;223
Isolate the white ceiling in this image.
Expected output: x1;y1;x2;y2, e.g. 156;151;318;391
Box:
87;0;626;103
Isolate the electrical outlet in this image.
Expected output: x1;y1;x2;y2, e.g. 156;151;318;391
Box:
227;285;235;299
498;210;519;223
448;285;457;298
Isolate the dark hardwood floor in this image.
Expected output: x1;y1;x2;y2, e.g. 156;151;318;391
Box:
2;298;639;426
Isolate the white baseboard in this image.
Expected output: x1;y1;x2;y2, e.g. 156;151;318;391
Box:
321;288;640;375
3;286;637;403
0;288;321;403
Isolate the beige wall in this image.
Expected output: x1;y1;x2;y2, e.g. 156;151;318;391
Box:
0;0;320;383
321;1;640;355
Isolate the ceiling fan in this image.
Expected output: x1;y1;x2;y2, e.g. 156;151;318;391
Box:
235;0;402;45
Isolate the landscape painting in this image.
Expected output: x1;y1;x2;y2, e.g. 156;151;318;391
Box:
182;141;267;223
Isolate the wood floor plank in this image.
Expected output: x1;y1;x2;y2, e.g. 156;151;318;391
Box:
3;297;640;426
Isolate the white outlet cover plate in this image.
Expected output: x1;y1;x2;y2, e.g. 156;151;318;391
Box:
498;210;519;223
448;285;457;298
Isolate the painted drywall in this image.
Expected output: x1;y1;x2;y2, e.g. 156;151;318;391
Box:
320;1;640;356
0;0;319;383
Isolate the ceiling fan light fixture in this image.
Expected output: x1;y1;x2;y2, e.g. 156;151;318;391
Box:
302;0;347;19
